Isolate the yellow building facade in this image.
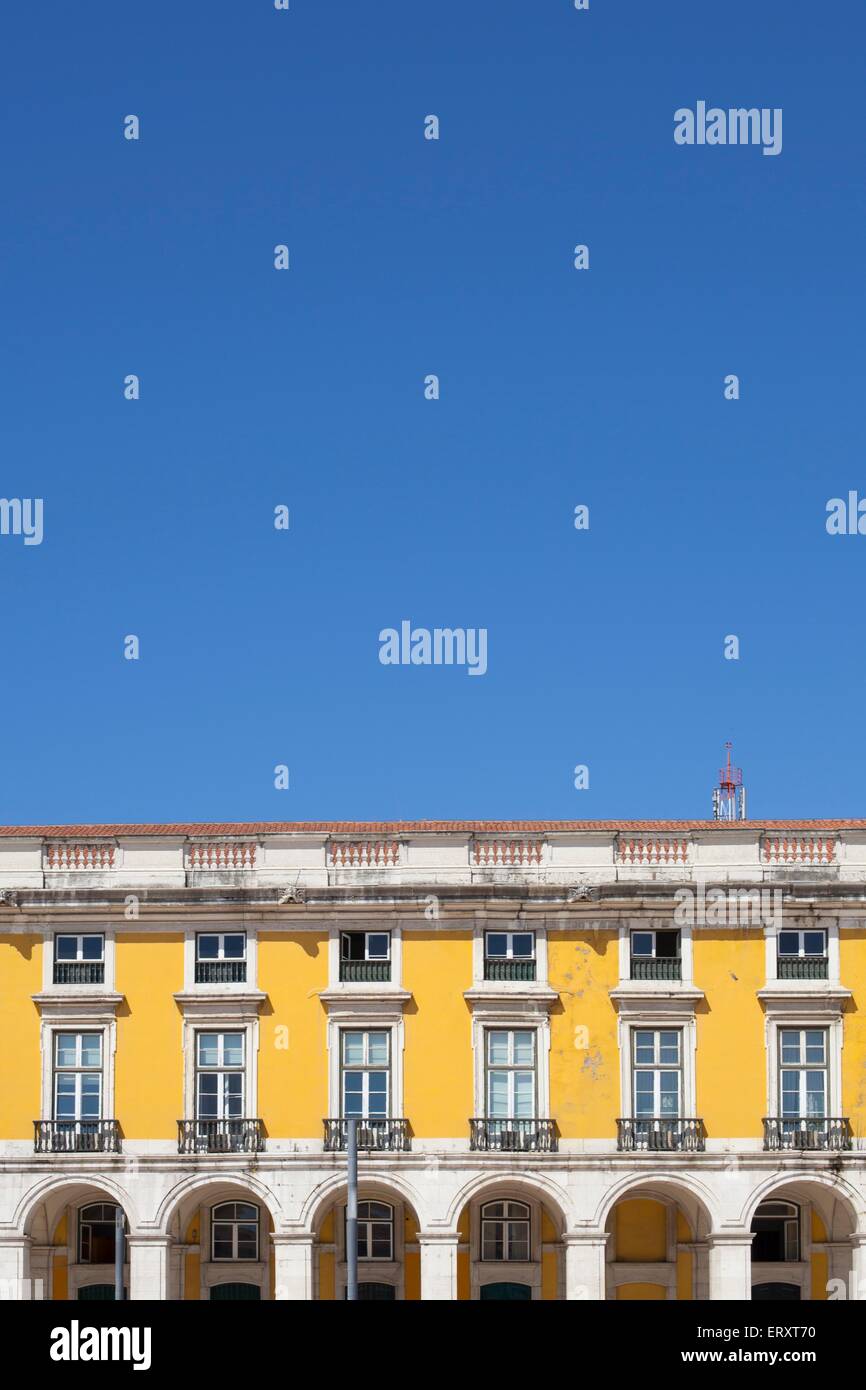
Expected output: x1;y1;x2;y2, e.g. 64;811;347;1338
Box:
1;820;864;1300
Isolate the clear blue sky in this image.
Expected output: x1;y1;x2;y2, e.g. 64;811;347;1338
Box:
1;1;863;825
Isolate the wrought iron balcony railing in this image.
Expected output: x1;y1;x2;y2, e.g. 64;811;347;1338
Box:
483;959;536;982
194;960;247;984
52;961;105;985
323;1118;411;1152
339;960;391;983
34;1120;121;1154
177;1118;265;1154
763;1117;851;1152
630;958;682;982
776;956;829;980
469;1118;558;1153
616;1118;705;1152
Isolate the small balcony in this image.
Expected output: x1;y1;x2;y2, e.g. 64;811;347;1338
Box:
776;956;828;981
34;1119;121;1154
323;1118;411;1152
194;960;247;984
616;1118;705;1153
339;960;391;983
763;1117;851;1152
630;958;681;982
52;961;105;985
483;959;536;982
469;1118;558;1153
177;1118;265;1154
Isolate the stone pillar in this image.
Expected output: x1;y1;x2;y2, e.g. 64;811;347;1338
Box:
563;1232;608;1300
707;1232;753;1300
419;1231;459;1300
0;1236;34;1299
128;1235;171;1300
273;1233;315;1301
846;1233;866;1300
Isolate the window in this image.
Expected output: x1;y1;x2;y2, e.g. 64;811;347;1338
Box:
79;1203;124;1264
212;1202;259;1261
341;1031;389;1118
196;1031;245;1120
780;1029;827;1120
481;1201;531;1262
633;1029;681;1119
340;933;391;982
54;935;104;985
751;1202;800;1262
630;930;680;981
346;1200;394;1260
195;933;247;984
484;932;536;981
54;1032;103;1123
777;930;827;980
486;1031;536;1118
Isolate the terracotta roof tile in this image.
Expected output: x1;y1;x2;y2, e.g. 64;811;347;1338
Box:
0;820;863;837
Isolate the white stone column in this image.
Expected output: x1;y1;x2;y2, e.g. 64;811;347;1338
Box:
273;1233;315;1300
0;1236;35;1299
847;1233;866;1300
564;1232;608;1300
128;1235;171;1300
419;1231;459;1300
707;1232;753;1300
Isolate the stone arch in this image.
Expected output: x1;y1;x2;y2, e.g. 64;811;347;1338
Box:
444;1169;571;1235
594;1169;718;1237
739;1171;863;1237
154;1170;282;1238
16;1173;138;1242
301;1168;426;1236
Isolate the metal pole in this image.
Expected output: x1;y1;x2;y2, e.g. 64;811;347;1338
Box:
346;1116;358;1301
114;1206;124;1301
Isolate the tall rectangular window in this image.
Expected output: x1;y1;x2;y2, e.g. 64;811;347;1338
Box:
341;1031;390;1118
780;1029;827;1118
54;1032;103;1122
632;1029;682;1118
196;1032;245;1119
486;1030;536;1118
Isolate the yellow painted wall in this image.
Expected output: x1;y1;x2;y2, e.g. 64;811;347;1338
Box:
403;932;473;1136
615;1199;667;1262
617;1283;667;1299
549;931;619;1138
405;1251;420;1299
0;935;41;1135
541;1250;558;1300
115;935;184;1138
258;933;329;1137
840;932;866;1134
694;932;765;1137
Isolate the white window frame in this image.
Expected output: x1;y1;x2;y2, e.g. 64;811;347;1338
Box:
42;928;116;993
471;1008;551;1118
618;921;693;987
764;1013;843;1120
472;922;547;986
764;919;839;985
631;1028;683;1119
184;925;257;990
340;1029;391;1119
778;1026;829;1118
53;1031;104;1121
480;1200;532;1263
211;1201;260;1262
196;931;247;962
40;1016;116;1123
194;1029;247;1120
484;1029;537;1118
328;925;402;989
617;1011;697;1120
327;1008;405;1117
181;1013;259;1121
484;930;535;961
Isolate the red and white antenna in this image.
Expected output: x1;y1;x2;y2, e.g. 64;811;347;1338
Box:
713;742;747;821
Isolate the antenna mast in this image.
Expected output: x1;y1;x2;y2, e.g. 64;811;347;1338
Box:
713;742;747;821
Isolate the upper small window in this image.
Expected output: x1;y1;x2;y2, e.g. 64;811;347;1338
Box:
54;935;104;985
630;930;681;982
484;931;536;981
777;929;827;981
340;932;391;982
195;933;247;984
